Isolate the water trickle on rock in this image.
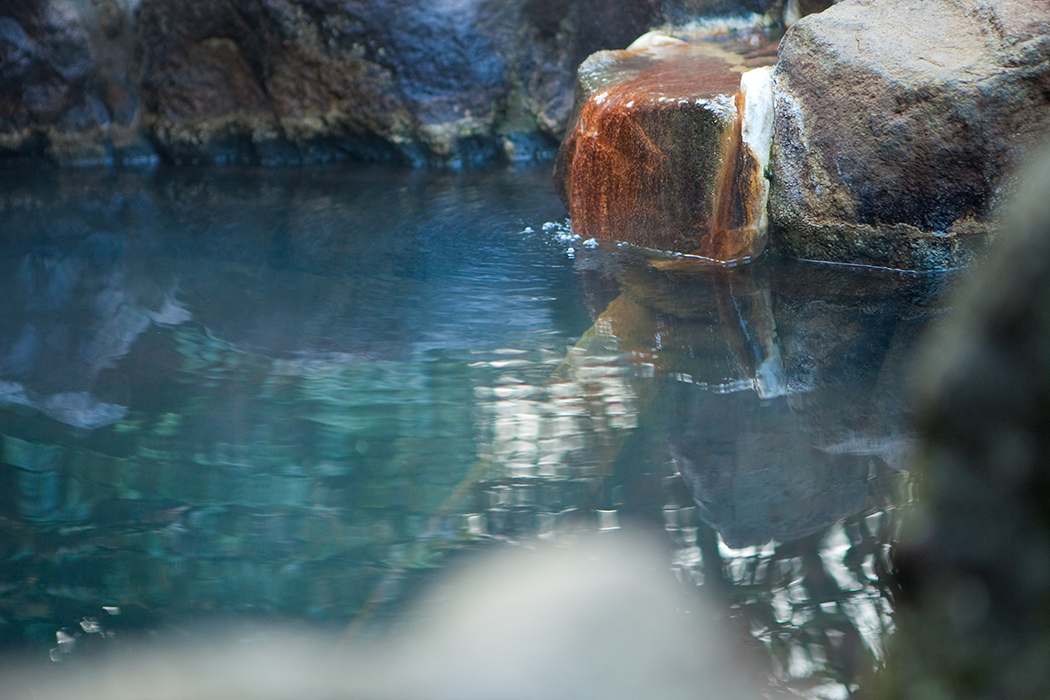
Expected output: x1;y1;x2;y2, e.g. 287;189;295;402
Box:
554;32;776;266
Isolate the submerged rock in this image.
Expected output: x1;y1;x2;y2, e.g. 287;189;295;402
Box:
554;33;776;263
769;0;1050;271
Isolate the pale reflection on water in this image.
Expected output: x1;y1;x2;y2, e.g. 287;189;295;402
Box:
461;241;929;697
0;163;949;697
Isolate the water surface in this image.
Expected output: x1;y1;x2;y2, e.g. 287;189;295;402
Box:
0;163;951;698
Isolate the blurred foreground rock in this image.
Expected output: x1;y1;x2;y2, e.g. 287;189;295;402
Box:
769;0;1050;271
884;144;1050;698
0;535;760;700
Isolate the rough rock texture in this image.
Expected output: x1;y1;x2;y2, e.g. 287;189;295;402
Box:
136;0;520;165
553;34;776;261
1;0;786;167
879;144;1050;699
0;0;154;166
769;0;1050;271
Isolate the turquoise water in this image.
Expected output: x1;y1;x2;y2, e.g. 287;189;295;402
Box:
0;162;950;696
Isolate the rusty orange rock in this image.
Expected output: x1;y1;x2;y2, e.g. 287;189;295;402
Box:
554;37;774;265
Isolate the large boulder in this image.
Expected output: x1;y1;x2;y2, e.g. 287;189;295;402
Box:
769;0;1050;271
553;32;777;262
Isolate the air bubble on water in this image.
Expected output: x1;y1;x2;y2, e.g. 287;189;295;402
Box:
583;238;599;249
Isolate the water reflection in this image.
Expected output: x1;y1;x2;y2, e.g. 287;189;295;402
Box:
0;164;949;697
467;247;945;696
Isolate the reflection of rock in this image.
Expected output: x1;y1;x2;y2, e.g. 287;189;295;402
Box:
769;0;1050;271
0;384;126;431
669;389;871;548
884;145;1050;699
592;265;788;398
554;34;775;261
0;232;189;428
570;250;948;547
0;164;570;367
769;260;950;459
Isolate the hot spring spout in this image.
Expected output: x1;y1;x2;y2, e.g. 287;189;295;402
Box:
554;37;775;266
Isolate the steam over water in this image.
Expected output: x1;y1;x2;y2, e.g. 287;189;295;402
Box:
0;162;951;698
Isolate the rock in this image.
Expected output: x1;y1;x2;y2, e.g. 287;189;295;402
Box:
131;0;682;166
3;0;790;167
135;0;512;165
0;536;762;700
879;143;1050;699
0;0;155;167
553;32;776;262
769;0;1050;271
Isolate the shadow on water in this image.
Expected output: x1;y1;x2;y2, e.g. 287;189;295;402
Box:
0;163;953;697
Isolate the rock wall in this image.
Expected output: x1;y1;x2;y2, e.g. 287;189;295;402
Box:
0;0;153;166
0;0;782;167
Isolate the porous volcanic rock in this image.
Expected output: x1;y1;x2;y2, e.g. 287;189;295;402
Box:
554;33;777;262
769;0;1050;271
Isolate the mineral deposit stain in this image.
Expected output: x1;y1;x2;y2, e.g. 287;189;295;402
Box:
555;37;776;265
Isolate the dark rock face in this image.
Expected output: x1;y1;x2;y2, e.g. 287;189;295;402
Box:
2;0;781;167
134;0;730;166
0;2;96;138
0;0;151;166
136;0;519;165
881;143;1050;698
769;0;1050;271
